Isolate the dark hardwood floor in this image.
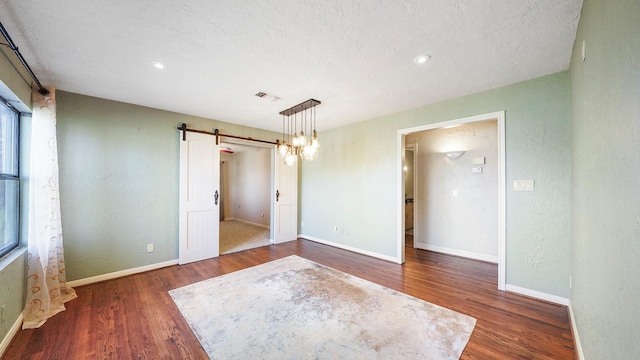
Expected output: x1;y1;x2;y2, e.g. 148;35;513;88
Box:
3;238;576;359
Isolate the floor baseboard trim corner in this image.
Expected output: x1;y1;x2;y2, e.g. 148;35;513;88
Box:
414;243;498;263
0;313;23;358
300;234;399;263
67;259;179;288
505;284;569;306
568;301;585;360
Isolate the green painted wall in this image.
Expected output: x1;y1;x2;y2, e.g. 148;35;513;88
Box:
0;249;25;343
569;0;640;357
301;71;572;297
56;91;280;281
0;47;30;346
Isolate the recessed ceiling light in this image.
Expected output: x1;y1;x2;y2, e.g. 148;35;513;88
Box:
414;55;431;64
151;61;167;70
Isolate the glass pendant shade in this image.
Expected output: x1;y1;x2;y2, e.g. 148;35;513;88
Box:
302;144;318;160
293;132;306;147
311;130;320;149
278;142;289;157
301;144;311;159
284;152;297;166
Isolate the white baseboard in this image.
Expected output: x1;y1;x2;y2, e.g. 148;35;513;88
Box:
414;242;498;263
0;313;22;358
568;301;585;360
228;218;270;229
67;259;179;288
300;234;399;263
273;237;298;245
505;284;569;306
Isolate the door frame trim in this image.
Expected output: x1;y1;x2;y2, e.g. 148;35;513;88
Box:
396;110;506;291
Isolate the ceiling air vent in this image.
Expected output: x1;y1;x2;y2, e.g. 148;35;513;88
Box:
254;91;281;102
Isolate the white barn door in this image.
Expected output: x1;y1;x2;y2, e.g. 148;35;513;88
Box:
179;131;220;264
273;158;298;244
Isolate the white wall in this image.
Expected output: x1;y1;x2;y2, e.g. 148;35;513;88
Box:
230;147;271;227
407;120;498;260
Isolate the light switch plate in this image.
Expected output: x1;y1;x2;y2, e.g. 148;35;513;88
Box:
472;157;486;165
513;180;534;191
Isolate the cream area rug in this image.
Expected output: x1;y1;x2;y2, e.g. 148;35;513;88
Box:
169;255;476;359
219;219;271;254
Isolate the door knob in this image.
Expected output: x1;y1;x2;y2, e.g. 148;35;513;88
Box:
214;190;219;205
276;190;280;202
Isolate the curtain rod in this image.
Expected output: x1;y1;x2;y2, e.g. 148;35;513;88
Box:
177;123;279;146
0;21;49;95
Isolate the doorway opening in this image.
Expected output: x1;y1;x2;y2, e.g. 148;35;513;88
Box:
403;144;417;249
219;141;273;255
178;127;299;265
397;111;506;290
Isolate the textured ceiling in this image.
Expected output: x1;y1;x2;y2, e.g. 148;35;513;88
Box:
0;1;583;133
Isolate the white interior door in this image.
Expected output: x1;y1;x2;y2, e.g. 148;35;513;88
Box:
273;158;298;244
179;131;220;264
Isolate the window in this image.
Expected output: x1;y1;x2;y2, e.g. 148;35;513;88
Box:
0;99;19;258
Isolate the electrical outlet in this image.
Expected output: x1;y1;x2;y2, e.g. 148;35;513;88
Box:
1;304;5;324
147;243;154;253
333;226;338;233
301;221;304;227
569;276;572;289
261;213;264;217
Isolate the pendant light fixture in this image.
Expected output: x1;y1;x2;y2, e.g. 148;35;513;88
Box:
277;99;321;165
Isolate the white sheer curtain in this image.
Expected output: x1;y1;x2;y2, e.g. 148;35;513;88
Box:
22;87;76;329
